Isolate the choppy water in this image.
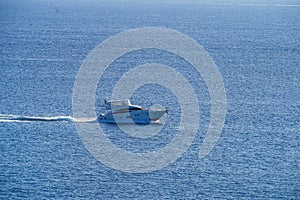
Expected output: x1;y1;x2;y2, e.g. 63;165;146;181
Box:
1;0;299;199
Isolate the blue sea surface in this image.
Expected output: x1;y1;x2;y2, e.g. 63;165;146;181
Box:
1;0;299;199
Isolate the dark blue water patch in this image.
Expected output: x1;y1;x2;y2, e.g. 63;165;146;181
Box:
0;122;90;199
0;59;77;116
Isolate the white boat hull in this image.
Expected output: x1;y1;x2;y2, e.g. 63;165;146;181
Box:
98;109;166;124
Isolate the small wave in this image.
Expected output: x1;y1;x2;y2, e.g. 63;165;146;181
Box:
0;114;96;123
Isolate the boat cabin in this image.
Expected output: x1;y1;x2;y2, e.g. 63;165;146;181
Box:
104;98;143;111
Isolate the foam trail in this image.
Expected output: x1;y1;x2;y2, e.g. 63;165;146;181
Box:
72;117;97;123
0;114;96;123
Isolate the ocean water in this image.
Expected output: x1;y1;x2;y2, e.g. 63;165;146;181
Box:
1;0;299;199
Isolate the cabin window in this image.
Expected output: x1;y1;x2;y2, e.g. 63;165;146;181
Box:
129;107;142;110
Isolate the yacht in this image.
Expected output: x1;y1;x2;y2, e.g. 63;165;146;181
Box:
98;98;167;124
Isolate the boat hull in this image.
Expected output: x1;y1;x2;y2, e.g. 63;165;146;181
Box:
98;109;166;124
